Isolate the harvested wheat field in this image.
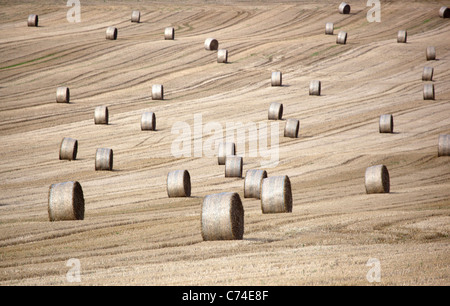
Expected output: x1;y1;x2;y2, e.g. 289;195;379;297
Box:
0;0;449;286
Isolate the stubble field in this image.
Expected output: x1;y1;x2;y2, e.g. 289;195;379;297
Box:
0;0;449;285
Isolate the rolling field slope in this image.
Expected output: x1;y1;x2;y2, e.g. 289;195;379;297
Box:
0;0;449;285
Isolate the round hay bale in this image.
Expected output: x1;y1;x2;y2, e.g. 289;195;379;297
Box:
284;118;300;138
268;102;283;120
336;31;347;44
141;111;156;131
423;84;435;100
422;67;434;81
56;87;70;103
164;27;175;40
204;38;218;51
309;80;321;96
131;10;140;23
439;6;449;18
27;14;38;27
48;181;84;221
94;106;109;125
379;114;393;133
325;22;334;35
225;155;243;178
261;176;293;214
339;2;351;14
217;49;228;63
106;26;118;40
397;30;407;43
244;169;267;199
271;71;282;86
95;148;113;171
152;84;164;100
426;46;436;61
218;142;236;165
365;165;390;194
59;137;78;161
167;170;191;197
201;192;244;241
438;135;450;156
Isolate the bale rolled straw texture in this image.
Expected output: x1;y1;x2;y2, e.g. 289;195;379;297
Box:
141;112;156;131
365;165;390;194
27;14;38;27
225;155;243;178
56;87;70;103
106;26;118;40
95;148;113;171
284;119;300;138
217;49;228;63
438;135;450;157
164;27;175;40
336;31;347;44
94;106;109;125
423;84;435;100
131;10;140;23
325;22;334;35
261;176;293;214
339;2;351;14
426;46;436;61
167;170;191;197
268;102;283;120
309;80;321;96
218;142;235;165
244;169;267;199
152;84;164;100
439;6;449;18
204;38;218;51
422;67;434;81
201;192;244;241
48;181;84;221
271;71;282;86
59;137;78;161
397;30;407;43
379;114;393;133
